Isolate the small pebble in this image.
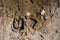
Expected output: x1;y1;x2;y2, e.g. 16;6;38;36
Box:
26;12;31;16
41;10;45;15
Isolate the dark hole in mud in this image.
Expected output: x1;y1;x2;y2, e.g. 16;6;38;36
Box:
56;30;58;33
57;0;60;7
40;35;44;38
30;0;34;4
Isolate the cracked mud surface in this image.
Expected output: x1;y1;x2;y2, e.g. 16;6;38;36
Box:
0;0;60;40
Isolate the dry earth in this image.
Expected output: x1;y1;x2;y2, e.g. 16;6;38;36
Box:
0;0;60;40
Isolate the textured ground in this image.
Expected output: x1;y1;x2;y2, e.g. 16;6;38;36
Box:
0;0;60;40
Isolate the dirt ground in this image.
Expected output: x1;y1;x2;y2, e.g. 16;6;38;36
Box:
0;0;60;40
